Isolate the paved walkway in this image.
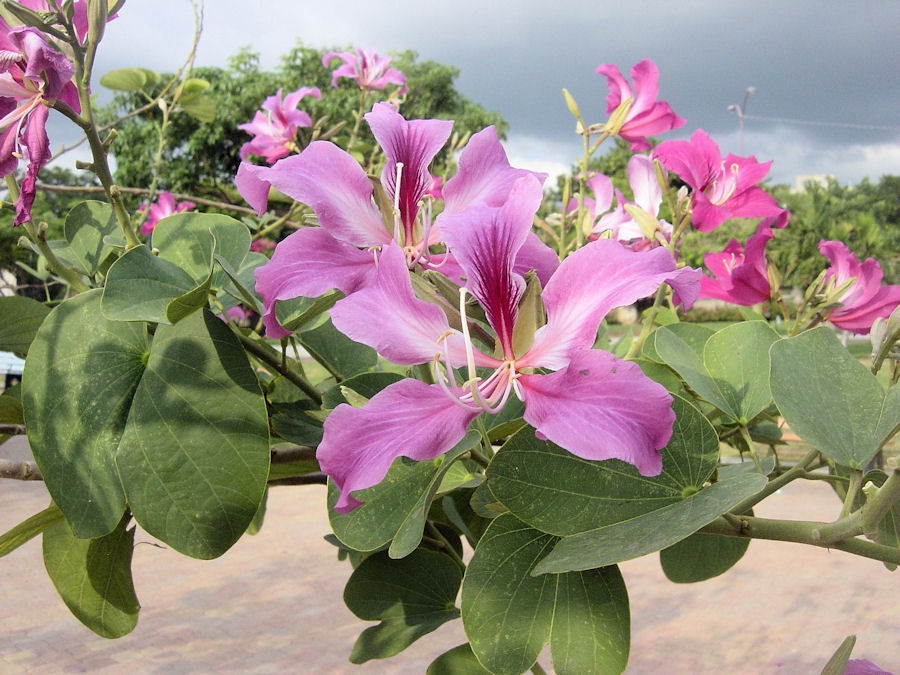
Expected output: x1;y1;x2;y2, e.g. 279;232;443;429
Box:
1;435;897;674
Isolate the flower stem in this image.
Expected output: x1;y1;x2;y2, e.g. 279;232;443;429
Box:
233;330;322;405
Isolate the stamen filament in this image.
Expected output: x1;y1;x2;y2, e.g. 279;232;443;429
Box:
392;161;404;243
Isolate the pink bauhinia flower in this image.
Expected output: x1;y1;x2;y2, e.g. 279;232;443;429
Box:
698;218;777;306
318;175;701;512
819;240;900;334
843;659;893;675
653;129;787;232
139;191;195;235
238;86;321;163
322;48;407;94
237;102;558;338
0;22;79;224
595;59;685;151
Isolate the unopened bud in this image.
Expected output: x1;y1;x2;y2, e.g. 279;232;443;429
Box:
602;97;633;136
87;0;108;47
623;203;660;240
562;88;584;125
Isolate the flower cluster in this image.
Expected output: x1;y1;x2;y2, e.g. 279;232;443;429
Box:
138;191;196;235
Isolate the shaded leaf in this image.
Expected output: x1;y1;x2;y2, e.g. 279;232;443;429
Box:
297;318;377;380
0;295;50;354
63;201;118;277
427;644;491;675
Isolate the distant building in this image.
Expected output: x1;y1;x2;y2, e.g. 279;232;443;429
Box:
792;174;834;192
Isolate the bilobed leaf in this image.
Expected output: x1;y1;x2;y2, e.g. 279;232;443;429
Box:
344;549;462;663
23;290;144;537
63;201;118;277
152;213;250;289
461;515;629;675
770;326;899;468
655;325;733;413
643;322;714;363
115;309;270;559
0;503;63;557
297;318;377;380
328;432;480;557
102;245;203;323
100;67;149;91
42;515;139;638
487;395;719;536
0;295;50;353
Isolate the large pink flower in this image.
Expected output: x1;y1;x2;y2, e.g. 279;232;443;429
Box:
238;86;321;163
322;48;407;94
139;191;195;235
0;22;79;225
595;59;685;151
819;240;900;334
318;175;701;512
238;103;557;338
698;218;777;306
653;129;787;232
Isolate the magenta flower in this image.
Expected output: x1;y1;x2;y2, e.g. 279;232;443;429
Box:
843;659;893;675
139;191;195;235
595;59;685;151
0;22;79;225
698;218;777;306
237;102;558;338
317;175;701;512
653;129;787;232
819;240;900;334
322;48;408;94
238;86;321;163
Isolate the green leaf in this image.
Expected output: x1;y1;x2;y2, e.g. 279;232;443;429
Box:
701;321;781;423
427;644;491;675
165;266;214;324
328;431;480;557
770;326;900;468
0;295;50;353
102;245;205;324
270;400;323;445
180;77;210;94
487;396;719;536
344;549;462;663
42;515;139;638
274;291;343;333
659;528;751;583
0;393;23;424
179;93;216;123
63;201;119;277
0;503;63;557
461;514;629;675
821;635;856;675
115;310;270;559
321;372;404;408
100;67;151;91
214;252;264;314
470;482;507;518
152;213;250;289
643;322;714;362
533;473;767;574
633;357;683;394
23;290;144;537
297;318;377;380
245;487;267;535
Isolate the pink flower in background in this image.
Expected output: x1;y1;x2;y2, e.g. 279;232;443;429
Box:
0;22;79;224
317;175;701;512
595;59;685;151
238;103;557;338
819;240;900;334
653;129;787;232
250;238;275;253
698;218;777;306
139;191;195;235
322;48;408;94
238;86;321;163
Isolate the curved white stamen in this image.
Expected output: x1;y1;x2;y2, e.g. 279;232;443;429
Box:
458;287;479;384
392;161;404;243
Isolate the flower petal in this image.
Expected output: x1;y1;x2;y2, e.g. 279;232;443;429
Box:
318;379;478;512
524;240;700;369
519;350;672;475
254;227;378;337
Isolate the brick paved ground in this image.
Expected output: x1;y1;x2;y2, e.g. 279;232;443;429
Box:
1;435;897;674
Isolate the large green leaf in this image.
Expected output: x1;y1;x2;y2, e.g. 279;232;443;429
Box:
63;201;119;277
23;290;144;537
344;549;462;663
461;514;629;675
659;529;751;583
102;245;210;324
427;644;491;674
274;291;342;333
643;322;714;362
0;503;63;557
487;395;719;536
0;295;50;353
533;472;767;574
770;326;900;468
328;432;480;558
297;318;377;380
115;310;270;559
100;67;154;91
152;212;250;289
42;515;140;638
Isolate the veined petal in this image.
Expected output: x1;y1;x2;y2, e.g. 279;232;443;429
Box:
595;63;631;114
524;240;700;369
627;59;660;117
318;379;478;512
441;126;546;215
14;101;49;225
330;243;462;365
514;231;560;287
254;227;377;338
440;175;544;356
235;161;273;215
628;154;662;216
519;350;672;476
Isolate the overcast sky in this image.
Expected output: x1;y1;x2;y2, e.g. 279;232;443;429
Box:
77;0;900;187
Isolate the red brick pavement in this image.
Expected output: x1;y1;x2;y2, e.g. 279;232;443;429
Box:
1;435;897;674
